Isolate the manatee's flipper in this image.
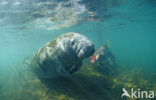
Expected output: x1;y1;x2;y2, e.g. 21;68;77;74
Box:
56;61;70;77
68;61;82;74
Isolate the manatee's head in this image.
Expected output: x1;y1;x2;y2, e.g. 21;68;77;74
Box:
71;33;95;60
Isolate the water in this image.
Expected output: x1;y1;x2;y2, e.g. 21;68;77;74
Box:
0;0;156;100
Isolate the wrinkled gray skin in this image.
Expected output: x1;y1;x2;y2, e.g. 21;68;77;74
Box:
31;32;95;78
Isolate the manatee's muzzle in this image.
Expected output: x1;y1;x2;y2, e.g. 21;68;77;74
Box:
77;43;95;59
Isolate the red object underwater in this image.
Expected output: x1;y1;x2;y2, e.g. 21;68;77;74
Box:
91;54;96;64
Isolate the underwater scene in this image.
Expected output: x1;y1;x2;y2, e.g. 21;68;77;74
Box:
0;0;156;100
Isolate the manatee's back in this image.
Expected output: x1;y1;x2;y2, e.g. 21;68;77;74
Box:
31;39;60;79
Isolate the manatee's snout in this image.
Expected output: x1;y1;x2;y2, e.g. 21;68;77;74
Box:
77;41;95;59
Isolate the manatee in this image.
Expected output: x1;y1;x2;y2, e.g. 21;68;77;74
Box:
31;32;95;78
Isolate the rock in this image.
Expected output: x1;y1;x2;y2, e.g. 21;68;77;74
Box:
31;32;95;78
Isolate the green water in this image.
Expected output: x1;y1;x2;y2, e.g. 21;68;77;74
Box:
0;0;156;100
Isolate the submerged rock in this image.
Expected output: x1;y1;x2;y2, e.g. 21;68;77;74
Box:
31;32;95;78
